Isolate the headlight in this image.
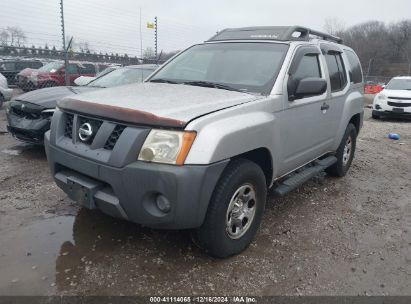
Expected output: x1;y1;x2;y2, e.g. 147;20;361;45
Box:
138;130;196;165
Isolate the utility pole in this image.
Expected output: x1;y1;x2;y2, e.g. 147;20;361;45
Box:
139;8;143;62
60;0;69;86
154;16;158;59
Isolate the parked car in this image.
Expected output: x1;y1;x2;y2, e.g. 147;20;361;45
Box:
0;59;43;85
28;61;110;89
0;72;14;108
6;64;157;144
17;67;40;91
74;66;118;86
44;26;364;258
372;76;411;119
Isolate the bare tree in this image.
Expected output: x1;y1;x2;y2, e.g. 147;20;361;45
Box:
323;18;346;36
388;20;411;68
6;26;26;46
0;30;10;46
143;47;155;59
341;21;389;75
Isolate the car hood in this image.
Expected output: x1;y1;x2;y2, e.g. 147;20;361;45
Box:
58;83;261;128
15;86;100;108
383;89;411;99
18;68;35;77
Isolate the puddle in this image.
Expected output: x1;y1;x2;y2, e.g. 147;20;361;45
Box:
0;209;199;295
1;149;21;156
0;216;74;295
1;143;45;159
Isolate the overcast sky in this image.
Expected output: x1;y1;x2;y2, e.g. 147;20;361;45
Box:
1;0;410;57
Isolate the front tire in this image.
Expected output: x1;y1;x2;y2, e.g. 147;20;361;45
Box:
195;159;267;258
326;123;357;177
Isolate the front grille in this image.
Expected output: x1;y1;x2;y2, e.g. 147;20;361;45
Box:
63;112;126;149
78;116;103;144
11;107;41;120
104;125;126;150
388;101;411;107
388;96;411;100
64;114;74;138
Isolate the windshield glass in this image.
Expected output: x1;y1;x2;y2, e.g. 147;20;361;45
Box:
149;42;289;94
87;67;154;88
38;62;63;72
385;79;411;90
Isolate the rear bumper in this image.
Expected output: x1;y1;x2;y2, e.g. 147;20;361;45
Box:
44;132;228;229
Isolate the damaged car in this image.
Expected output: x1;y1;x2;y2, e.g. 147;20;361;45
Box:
45;26;364;258
6;64;158;144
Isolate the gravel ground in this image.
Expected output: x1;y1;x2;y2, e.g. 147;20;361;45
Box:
0;102;410;296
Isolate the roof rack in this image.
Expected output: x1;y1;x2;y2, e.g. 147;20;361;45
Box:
207;26;343;44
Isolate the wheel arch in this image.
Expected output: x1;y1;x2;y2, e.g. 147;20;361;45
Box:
232;147;273;187
349;113;361;135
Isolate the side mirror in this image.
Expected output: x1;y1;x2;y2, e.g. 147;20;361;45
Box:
289;77;327;101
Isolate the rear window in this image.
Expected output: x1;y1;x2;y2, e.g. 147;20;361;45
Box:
344;50;363;84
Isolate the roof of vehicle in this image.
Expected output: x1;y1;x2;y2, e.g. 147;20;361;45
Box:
391;76;411;79
1;59;42;63
207;26;343;44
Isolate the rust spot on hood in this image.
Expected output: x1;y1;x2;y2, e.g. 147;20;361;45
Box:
58;98;186;128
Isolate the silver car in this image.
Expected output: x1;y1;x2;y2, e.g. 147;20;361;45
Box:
45;26;364;258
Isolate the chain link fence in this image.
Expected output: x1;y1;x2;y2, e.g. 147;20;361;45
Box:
0;0;213;91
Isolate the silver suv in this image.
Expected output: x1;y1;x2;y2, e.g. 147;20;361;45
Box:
45;26;364;258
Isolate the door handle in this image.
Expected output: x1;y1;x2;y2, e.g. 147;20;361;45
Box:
321;102;330;111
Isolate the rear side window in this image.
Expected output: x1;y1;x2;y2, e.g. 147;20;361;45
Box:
80;64;96;74
293;54;321;81
67;64;79;74
325;53;347;92
16;62;31;70
30;62;43;69
344;50;363;84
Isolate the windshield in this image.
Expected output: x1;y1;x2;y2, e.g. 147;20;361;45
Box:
385;79;411;90
38;62;63;72
87;67;154;88
149;42;289;95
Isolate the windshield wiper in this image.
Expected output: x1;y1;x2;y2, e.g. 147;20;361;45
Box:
183;81;246;93
149;78;180;84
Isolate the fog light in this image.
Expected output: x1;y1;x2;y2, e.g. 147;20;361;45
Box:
375;104;381;110
156;195;171;213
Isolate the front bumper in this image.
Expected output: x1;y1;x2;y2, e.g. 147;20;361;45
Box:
6;100;53;144
44;132;228;229
373;100;411;118
7;113;50;144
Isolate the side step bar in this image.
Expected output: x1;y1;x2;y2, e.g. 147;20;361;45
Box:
272;156;337;197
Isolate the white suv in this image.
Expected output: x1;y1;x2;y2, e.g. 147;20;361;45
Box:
372;76;411;119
